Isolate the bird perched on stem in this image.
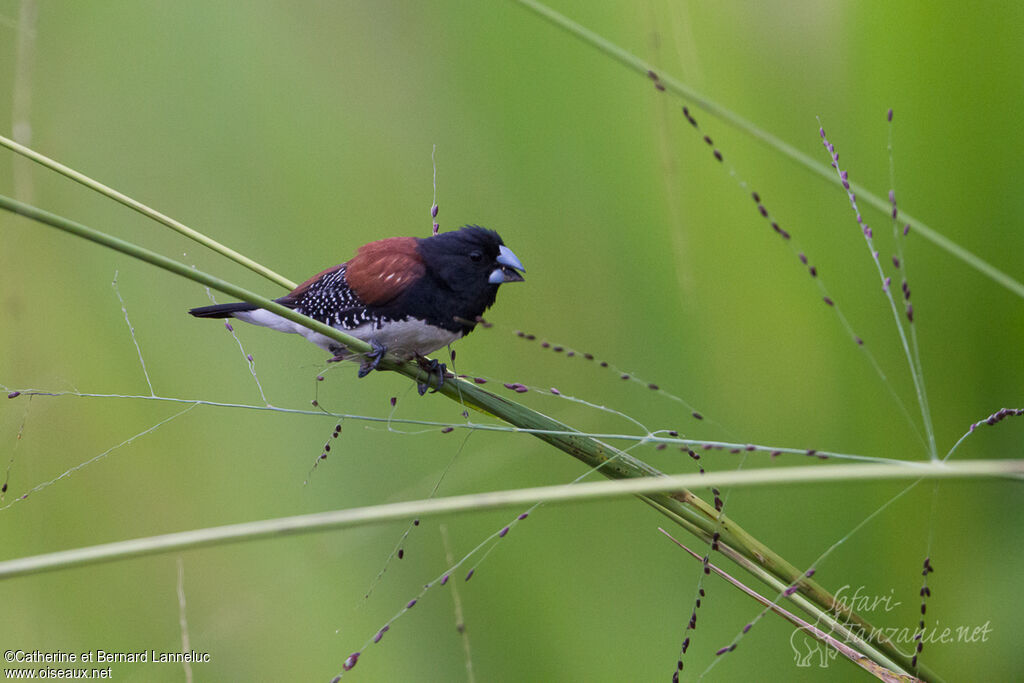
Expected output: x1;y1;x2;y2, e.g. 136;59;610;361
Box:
189;226;524;393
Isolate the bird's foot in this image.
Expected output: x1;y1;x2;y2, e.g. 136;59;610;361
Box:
357;340;388;378
327;343;351;363
415;355;447;395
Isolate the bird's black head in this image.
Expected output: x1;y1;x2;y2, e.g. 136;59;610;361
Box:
414;226;525;330
417;226;524;289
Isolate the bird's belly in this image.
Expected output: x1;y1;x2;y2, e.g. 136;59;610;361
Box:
346;318;463;359
232;310;462;358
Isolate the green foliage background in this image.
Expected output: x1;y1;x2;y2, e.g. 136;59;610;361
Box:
1;1;1021;680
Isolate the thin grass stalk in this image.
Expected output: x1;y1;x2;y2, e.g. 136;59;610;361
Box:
511;0;1024;300
0;460;1010;576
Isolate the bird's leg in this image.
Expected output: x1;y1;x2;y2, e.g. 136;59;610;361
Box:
357;340;388;378
415;354;447;395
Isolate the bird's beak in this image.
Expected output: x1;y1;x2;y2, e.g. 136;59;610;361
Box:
489;245;525;284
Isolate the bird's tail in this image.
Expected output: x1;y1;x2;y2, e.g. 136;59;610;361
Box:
188;302;258;318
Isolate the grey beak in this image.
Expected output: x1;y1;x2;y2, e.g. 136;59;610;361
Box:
489;245;525;284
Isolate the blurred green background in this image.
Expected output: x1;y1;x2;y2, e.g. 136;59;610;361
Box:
1;1;1021;680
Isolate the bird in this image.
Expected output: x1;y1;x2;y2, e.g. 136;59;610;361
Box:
189;226;524;393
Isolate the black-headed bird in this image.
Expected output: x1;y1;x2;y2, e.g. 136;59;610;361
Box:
189;226;524;392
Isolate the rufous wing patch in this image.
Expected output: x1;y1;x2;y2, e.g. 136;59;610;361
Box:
344;236;425;306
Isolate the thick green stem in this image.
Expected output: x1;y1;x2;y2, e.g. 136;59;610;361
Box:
0;194;361;353
0;133;296;290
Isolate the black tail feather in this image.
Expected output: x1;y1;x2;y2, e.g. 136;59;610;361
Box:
188;301;258;318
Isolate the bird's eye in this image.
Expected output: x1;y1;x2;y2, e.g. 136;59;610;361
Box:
469;250;483;262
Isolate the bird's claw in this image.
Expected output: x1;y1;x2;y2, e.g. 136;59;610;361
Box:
415;355;447;395
327;344;348;363
357;340;388;378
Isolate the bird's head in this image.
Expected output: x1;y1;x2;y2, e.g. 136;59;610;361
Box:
414;226;525;329
418;225;524;289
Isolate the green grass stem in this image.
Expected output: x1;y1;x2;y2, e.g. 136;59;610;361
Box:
0;133;296;291
0;459;1012;581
